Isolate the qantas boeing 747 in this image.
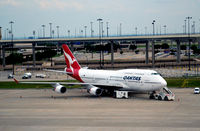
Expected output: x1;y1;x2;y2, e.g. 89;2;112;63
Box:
14;44;172;99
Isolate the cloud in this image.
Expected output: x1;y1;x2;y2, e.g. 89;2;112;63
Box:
0;0;22;7
35;0;84;11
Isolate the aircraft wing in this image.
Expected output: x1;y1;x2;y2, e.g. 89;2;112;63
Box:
14;79;125;89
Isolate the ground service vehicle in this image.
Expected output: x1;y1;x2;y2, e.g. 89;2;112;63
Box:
150;87;175;101
194;88;200;94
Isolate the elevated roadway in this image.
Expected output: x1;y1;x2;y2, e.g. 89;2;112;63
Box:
0;34;200;69
0;34;200;43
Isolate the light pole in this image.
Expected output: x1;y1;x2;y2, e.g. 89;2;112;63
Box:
186;16;192;71
193;21;195;34
101;22;104;37
97;18;103;68
52;30;54;38
33;30;36;39
80;30;83;37
145;26;147;35
163;25;167;35
4;28;6;40
199;19;200;33
120;23;122;36
106;22;109;37
159;25;161;35
0;27;2;40
184;20;187;34
75;28;77;37
90;22;93;37
56;26;59;38
42;25;45;37
68;30;70;38
6;28;9;40
84;26;87;38
152;20;155;35
101;21;104;65
9;21;14;75
49;23;52;38
152;20;155;68
135;27;137;36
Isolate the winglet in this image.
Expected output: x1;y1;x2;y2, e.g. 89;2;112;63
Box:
13;78;19;84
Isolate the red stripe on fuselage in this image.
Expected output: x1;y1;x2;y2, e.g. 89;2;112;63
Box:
69;69;84;83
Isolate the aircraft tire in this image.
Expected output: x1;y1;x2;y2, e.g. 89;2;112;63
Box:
164;96;169;101
158;96;162;100
149;95;155;99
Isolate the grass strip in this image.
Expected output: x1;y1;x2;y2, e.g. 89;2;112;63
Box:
0;78;199;89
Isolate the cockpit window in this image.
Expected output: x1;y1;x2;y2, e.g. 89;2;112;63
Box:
151;73;160;75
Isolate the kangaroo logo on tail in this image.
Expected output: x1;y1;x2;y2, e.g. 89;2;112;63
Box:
62;44;83;82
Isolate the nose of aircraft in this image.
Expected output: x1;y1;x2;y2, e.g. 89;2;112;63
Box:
161;78;167;87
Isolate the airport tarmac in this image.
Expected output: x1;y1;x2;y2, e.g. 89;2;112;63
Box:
0;88;200;131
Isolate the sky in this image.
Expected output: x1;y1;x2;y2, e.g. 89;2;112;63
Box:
0;0;200;39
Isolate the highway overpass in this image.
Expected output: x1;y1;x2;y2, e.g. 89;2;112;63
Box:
1;34;200;69
0;34;200;43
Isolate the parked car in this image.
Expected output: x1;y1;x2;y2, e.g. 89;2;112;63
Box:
194;88;200;94
22;72;32;79
36;74;46;78
22;74;29;79
8;74;14;79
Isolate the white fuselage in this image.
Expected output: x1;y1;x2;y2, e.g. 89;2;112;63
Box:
79;68;167;92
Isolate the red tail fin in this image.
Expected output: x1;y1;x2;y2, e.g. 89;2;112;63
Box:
13;78;19;84
62;44;81;73
62;44;83;82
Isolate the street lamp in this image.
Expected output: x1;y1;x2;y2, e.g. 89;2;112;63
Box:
9;21;14;75
84;26;87;38
97;18;103;68
33;30;36;39
101;21;104;65
42;25;45;37
145;26;147;35
56;26;59;38
101;22;104;37
120;23;122;36
6;28;9;40
68;30;70;38
90;22;93;37
152;20;155;68
52;30;54;38
184;19;187;34
0;27;2;40
192;21;195;34
135;27;137;36
80;30;83;37
49;23;52;38
163;25;167;35
186;16;192;71
106;22;109;37
152;20;155;35
183;25;185;34
199;19;200;33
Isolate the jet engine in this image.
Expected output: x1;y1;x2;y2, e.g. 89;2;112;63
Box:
53;83;67;93
88;86;103;96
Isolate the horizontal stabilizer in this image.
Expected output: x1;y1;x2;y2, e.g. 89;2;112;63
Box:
43;69;73;75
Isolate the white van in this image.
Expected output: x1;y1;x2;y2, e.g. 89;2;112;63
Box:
194;88;200;94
